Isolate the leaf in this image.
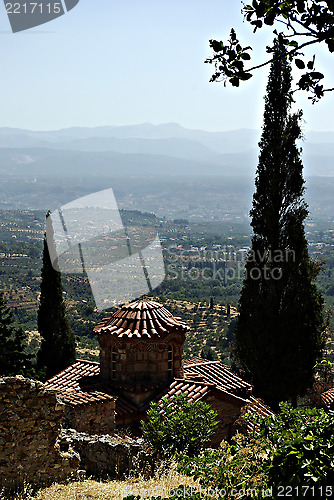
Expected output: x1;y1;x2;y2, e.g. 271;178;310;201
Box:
228;49;237;62
230;28;237;42
210;40;224;53
286;40;298;48
239;72;253;81
233;60;244;71
310;71;324;80
326;38;334;53
230;76;240;87
264;14;275;25
241;52;251;60
295;59;305;69
297;0;305;13
307;59;314;70
251;19;263;30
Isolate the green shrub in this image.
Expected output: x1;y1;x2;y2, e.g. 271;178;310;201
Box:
141;393;218;457
178;434;269;499
253;402;334;487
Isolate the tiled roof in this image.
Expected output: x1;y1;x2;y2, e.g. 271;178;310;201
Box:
239;396;276;433
76;379;138;416
45;358;272;426
94;300;189;338
184;360;253;399
58;389;113;406
140;378;215;413
161;379;213;403
45;360;113;406
45;360;136;414
45;360;100;391
321;387;334;409
184;357;205;367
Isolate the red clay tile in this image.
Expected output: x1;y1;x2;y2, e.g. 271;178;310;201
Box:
94;300;189;339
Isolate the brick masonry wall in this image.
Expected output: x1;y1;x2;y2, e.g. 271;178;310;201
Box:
0;376;80;490
99;332;185;389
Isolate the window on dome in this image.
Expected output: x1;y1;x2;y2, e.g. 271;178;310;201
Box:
168;345;173;379
111;348;117;380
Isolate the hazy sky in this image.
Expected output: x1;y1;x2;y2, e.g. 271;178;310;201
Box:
2;0;334;132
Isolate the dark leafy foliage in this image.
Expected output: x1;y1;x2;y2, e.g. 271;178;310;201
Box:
0;291;33;377
141;393;218;457
177;404;334;496
206;0;334;101
178;434;269;498
250;402;334;487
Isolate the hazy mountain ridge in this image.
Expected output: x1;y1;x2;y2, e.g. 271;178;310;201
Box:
0;124;332;177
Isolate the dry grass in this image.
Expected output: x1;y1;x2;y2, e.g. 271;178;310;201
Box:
1;462;201;500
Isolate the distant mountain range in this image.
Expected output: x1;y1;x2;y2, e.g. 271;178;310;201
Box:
0;123;332;177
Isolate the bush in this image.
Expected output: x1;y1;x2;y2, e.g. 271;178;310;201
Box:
253;402;334;487
178;434;269;499
141;393;218;457
177;403;334;496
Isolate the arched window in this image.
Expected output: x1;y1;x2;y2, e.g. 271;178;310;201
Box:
168;345;173;379
111;348;117;381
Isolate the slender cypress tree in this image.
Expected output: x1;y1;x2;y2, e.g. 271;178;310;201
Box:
0;291;32;376
37;214;76;380
233;37;326;407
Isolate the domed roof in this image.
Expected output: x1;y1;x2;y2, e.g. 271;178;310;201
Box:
94;299;189;339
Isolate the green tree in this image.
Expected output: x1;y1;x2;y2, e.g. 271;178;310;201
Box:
0;291;32;377
141;393;218;457
205;1;334;101
233;37;326;407
37;215;76;380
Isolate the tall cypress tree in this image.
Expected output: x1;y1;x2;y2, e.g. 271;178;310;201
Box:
233;37;326;407
0;291;32;377
37;214;76;380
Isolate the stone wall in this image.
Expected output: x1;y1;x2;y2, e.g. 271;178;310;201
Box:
0;376;80;491
63;399;115;435
59;428;153;479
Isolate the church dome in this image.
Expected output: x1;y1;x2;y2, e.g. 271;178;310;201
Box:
94;299;189;339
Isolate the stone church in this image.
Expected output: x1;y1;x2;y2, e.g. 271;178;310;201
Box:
46;299;273;446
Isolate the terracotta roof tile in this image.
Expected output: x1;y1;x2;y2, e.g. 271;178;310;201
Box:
59;389;113;406
45;357;264;429
45;360;136;415
94;300;189;339
45;359;100;392
321;387;334;409
183;358;206;367
184;361;252;398
77;379;138;416
240;396;276;433
140;379;214;412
